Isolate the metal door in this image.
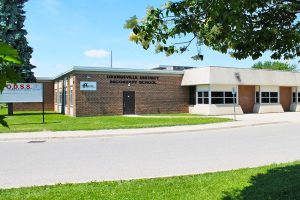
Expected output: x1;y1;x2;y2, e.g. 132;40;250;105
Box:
123;91;135;115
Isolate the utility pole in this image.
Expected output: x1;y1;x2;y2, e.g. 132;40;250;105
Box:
110;50;113;68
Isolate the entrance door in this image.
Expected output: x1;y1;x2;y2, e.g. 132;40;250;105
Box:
238;85;255;113
280;87;292;112
123;91;135;115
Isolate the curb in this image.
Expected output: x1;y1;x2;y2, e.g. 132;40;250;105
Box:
0;121;288;142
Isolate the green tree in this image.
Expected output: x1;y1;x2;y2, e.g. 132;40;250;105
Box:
0;42;22;127
0;0;35;82
125;0;300;61
252;61;298;72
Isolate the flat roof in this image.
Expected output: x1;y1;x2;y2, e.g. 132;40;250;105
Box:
53;66;184;80
36;77;54;81
181;66;300;86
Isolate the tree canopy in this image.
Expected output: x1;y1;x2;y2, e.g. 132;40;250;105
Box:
125;0;300;61
0;42;21;127
251;61;298;72
0;0;35;82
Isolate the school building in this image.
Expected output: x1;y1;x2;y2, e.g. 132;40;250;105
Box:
13;66;300;116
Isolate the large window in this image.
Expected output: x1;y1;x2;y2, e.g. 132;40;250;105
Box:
293;92;296;103
198;91;209;104
64;88;68;106
70;87;73;106
256;92;260;103
261;92;278;104
55;89;58;104
59;91;62;105
189;86;196;105
211;91;236;105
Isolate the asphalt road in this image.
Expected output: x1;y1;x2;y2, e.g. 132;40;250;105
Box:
0;122;300;189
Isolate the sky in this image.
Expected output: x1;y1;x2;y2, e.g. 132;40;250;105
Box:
24;0;299;78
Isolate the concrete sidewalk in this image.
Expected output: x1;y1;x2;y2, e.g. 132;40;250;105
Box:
1;112;297;142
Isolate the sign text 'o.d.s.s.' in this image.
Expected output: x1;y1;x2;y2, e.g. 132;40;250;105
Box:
80;81;97;91
0;83;43;103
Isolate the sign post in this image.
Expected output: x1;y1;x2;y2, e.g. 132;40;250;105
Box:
42;83;45;124
232;87;237;121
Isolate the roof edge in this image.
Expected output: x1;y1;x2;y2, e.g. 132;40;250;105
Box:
53;66;184;79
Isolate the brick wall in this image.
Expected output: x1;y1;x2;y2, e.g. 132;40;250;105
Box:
280;86;292;112
238;85;255;113
14;81;55;111
74;73;189;116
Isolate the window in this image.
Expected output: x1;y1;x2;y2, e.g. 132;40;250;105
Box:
270;92;278;103
63;86;68;106
256;92;260;103
261;92;278;104
298;92;300;103
59;91;62;105
198;91;209;104
211;91;236;104
292;92;296;103
55;90;58;104
225;92;236;104
189;86;196;105
70;87;73;106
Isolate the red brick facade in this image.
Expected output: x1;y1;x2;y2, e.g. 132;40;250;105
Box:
238;85;255;113
280;86;292;112
13;81;54;111
73;73;189;116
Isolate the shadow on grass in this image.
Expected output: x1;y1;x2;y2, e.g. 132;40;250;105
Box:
8;112;59;116
10;122;62;126
222;164;300;200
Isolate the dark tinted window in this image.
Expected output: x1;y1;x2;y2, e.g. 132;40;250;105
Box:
256;92;260;103
270;92;278;98
211;92;224;98
189;86;196;105
261;98;269;103
292;92;296;103
211;98;224;104
270;98;278;103
262;92;270;98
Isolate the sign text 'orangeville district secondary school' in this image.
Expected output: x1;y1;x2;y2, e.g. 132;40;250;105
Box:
107;75;159;85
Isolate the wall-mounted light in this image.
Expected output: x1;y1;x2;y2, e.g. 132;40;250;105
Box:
234;72;242;82
86;75;91;79
128;83;131;87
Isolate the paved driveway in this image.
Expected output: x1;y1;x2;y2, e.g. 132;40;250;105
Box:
0;122;299;189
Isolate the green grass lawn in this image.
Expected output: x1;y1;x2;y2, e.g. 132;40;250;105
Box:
0;109;230;133
0;161;299;200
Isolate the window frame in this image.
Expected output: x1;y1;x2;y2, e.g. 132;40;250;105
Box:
292;92;296;103
255;92;260;103
211;91;237;105
197;91;209;105
55;89;58;104
64;87;68;106
260;91;279;104
70;86;73;106
59;91;62;105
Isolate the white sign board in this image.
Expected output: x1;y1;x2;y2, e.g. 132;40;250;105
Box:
80;81;97;91
0;83;43;103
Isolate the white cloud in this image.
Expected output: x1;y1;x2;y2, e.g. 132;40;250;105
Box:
42;0;62;15
84;49;111;58
30;58;38;66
